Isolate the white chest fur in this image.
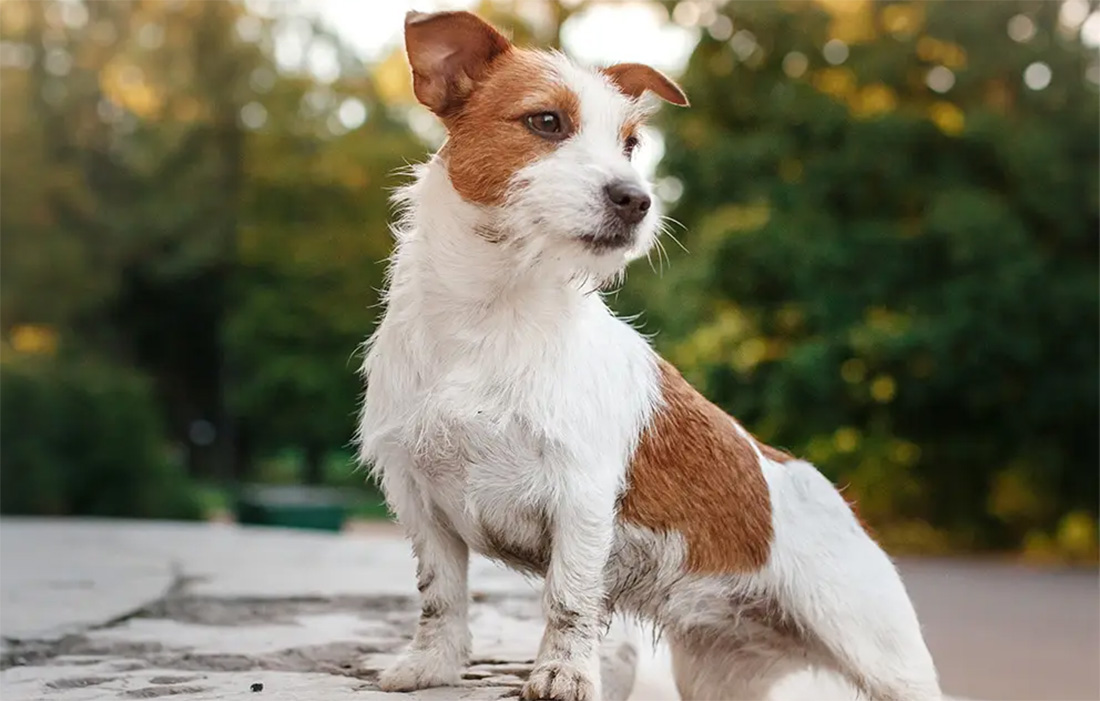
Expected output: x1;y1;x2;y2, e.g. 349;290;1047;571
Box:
357;161;660;562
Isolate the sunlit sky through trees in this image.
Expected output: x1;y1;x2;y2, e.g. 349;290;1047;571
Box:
261;0;1100;175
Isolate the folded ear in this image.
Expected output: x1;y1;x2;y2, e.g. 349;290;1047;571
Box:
603;63;689;106
404;11;512;117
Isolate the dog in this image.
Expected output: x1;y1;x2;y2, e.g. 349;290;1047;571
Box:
357;10;941;701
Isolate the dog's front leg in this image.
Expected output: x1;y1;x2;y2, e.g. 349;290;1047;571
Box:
378;470;470;691
522;484;615;701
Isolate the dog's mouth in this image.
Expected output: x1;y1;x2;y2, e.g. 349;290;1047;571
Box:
577;221;636;254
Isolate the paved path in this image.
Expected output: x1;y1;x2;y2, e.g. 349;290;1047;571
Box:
0;519;637;700
628;558;1100;701
2;519;1096;700
901;558;1099;701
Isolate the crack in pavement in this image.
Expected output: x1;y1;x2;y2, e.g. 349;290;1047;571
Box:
2;584;548;689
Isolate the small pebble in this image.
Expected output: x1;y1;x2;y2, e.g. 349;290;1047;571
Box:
250;682;264;692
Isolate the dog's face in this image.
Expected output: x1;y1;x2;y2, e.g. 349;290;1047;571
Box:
405;11;687;278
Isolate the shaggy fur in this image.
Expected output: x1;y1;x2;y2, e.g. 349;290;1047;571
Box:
357;11;941;701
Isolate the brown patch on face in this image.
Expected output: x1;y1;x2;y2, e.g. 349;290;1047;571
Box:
619;120;638;144
440;50;580;205
619;117;642;158
620;358;773;574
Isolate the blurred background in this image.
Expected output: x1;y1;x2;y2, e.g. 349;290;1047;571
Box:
1;0;1097;564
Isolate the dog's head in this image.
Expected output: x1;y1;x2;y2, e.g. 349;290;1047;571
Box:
404;11;687;279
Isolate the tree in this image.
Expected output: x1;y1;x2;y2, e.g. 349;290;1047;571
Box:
1;0;263;477
219;1;583;481
225;65;421;482
1;0;425;484
622;0;1099;552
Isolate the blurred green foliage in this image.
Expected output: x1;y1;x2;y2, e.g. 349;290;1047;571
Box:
0;0;416;504
0;350;203;519
0;0;1096;557
620;0;1099;555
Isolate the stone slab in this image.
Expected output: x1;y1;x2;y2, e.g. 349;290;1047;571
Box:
0;520;177;639
0;519;637;700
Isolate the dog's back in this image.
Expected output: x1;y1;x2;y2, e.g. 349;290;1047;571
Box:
599;363;938;700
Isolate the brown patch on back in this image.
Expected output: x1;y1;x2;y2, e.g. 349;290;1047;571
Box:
621;358;774;574
756;440;794;464
844;495;877;540
441;50;580;205
749;432;876;540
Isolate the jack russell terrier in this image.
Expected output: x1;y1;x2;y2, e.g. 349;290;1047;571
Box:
357;10;940;701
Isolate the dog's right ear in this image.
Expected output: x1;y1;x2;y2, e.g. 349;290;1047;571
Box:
405;11;512;117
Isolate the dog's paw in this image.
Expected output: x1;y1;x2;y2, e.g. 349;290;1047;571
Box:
377;651;461;692
521;660;597;701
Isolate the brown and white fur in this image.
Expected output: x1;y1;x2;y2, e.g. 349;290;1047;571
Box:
357;11;941;701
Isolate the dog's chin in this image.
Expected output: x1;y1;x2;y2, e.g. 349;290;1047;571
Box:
576;221;638;255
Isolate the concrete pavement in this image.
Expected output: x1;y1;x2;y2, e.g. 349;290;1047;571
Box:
902;558;1099;701
2;519;1096;700
627;558;1100;701
0;519;638;700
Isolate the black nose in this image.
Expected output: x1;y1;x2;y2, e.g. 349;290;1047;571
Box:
604;181;651;225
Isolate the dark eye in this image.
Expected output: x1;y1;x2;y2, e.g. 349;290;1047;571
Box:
525;111;564;137
624;134;640;158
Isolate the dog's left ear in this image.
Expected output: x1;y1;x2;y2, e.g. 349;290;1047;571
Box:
405;11;512;117
603;63;689;107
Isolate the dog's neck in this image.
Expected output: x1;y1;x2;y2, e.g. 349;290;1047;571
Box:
390;157;602;332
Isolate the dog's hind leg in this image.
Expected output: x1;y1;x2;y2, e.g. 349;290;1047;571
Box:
669;632;821;701
760;459;942;701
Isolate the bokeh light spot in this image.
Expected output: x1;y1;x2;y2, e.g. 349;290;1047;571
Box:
925;66;955;93
240;102;268;130
337;98;367;130
1007;14;1036;43
1023;61;1052;90
783;51;808;78
823;38;849;65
